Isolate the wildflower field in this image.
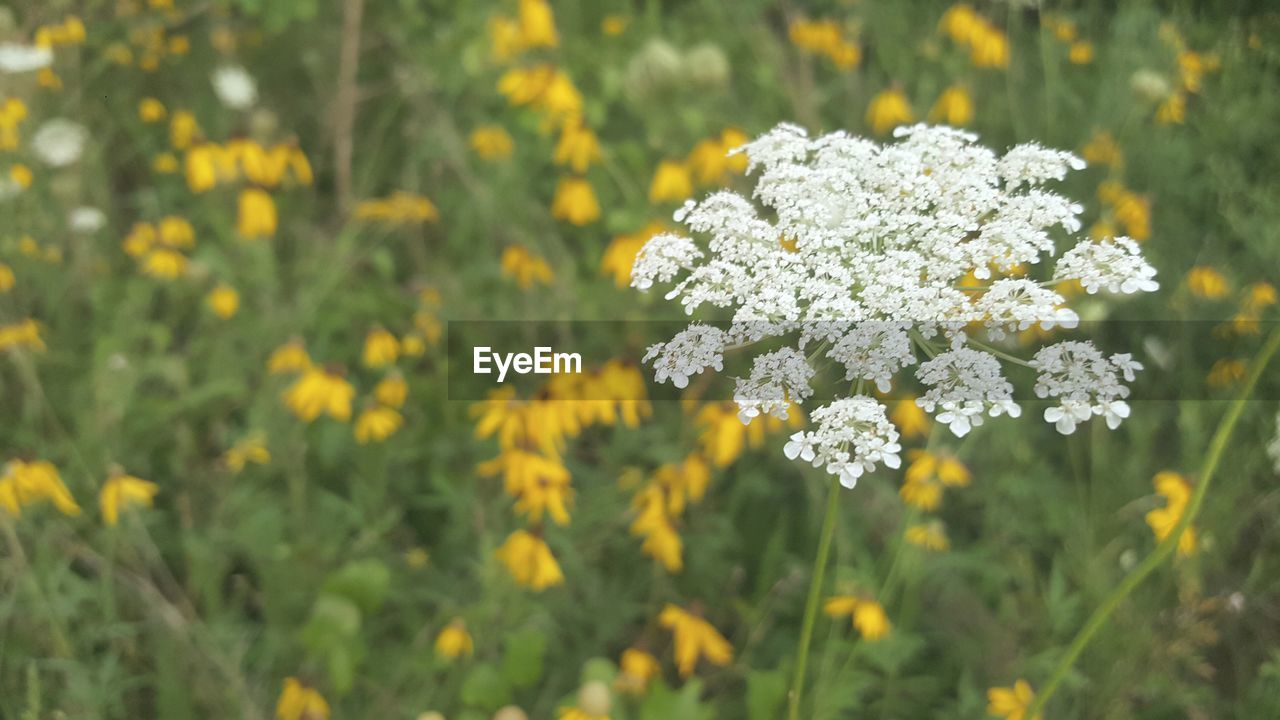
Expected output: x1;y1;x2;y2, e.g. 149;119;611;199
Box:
4;1;1280;718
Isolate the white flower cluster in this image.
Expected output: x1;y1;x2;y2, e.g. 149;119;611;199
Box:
783;396;901;488
1268;411;1280;475
632;123;1159;486
1030;342;1141;433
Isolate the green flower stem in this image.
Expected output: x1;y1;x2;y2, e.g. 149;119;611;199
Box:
1028;324;1280;716
788;473;843;720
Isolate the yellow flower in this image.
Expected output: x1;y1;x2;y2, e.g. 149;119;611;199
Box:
867;89;914;135
517;0;558;50
363;327;400;368
900;477;943;510
631;486;683;572
928;85;974;126
268;340;312;374
1207;358;1245;389
939;4;980;44
890;398;931;439
404;547;430;568
1;460;80;517
906;450;971;487
282;367;356;422
139;98;167;122
9;163;33;189
99;471;159;526
658;604;733;677
156;216;195;249
1144;471;1197;556
616;648;660;694
987;679;1039;720
0;319;45;353
1155;92;1186;125
276;677;330;720
374;375;408;408
649;160;693;204
142;248;188;279
602;222;664;287
551;177;600;225
0;263;12;292
355;406;404;444
37;68;62;90
601;15;628;36
185;144;218;192
435;619;474;659
1080;131;1123;168
170;110;199;150
906;521;950;551
223;433;271;472
1186;266;1229;299
237;188;278;240
969;23;1010;68
207;285;240;319
1068;40;1094;64
501;245;555;289
154;152;179;174
685;128;749;186
1244;282;1277;312
401;333;427;357
495;529;565;590
696;403;759;467
824;595;893;640
470;125;514;160
554;120;602;173
355;192;439;224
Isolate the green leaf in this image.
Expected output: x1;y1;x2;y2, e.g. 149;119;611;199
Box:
322;559;391;614
501;628;547;689
746;669;787;720
461;664;511;711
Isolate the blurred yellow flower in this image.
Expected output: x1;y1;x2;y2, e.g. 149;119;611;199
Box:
238;188;278;239
789;18;861;70
9;163;33;189
153;152;178;174
602;222;664;287
185;144;218;192
649;160;693;204
0;263;13;293
374;375;408;408
616;648;660;694
0;460;80;517
501;245;555;289
686;128;749;186
1186;266;1228;299
906;521;950;551
282;367;356;422
1244;282;1277;312
470;125;515;160
1155;92;1186;125
0;99;27;150
363;327;401;368
1069;40;1095;64
158;216;195;249
969;24;1010;68
900;477;942;510
1206;358;1245;389
987;679;1040;720
939;4;980;43
355;406;404;444
276;678;330;720
267;340;312;374
142;248;188;279
551;177;600;225
170;110;199;150
601;15;628;36
659;604;733;677
1145;470;1197;556
37;68;62;90
223;433;271;473
355;192;439;224
890;398;930;439
99;471;159;526
824;595;891;641
1080;131;1123;168
435;619;473;659
139;98;167;122
928;85;973;126
495;529;564;590
207;284;240;319
518;0;559;50
631;485;683;572
0;319;45;353
554;120;602;173
867;88;914;134
906;449;971;487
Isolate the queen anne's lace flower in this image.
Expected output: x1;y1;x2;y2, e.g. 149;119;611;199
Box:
783;397;901;488
1031;342;1140;434
632;123;1159;486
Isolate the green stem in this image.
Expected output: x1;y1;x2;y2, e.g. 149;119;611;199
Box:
787;474;842;720
1028;325;1280;716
